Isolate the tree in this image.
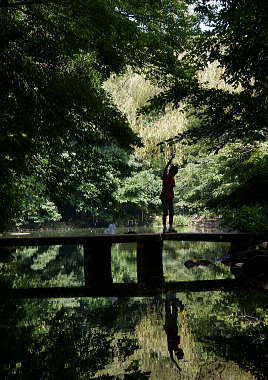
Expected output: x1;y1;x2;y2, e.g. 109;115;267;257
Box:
156;0;268;147
136;0;268;230
0;0;196;228
117;167;162;223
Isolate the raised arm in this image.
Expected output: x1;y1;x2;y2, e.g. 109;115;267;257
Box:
163;154;175;176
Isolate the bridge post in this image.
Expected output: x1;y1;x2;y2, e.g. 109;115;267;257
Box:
83;242;113;287
137;238;164;286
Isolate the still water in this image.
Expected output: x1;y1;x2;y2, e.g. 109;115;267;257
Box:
0;227;267;379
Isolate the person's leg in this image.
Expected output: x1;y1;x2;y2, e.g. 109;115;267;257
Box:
169;213;174;230
165;299;172;319
162;198;168;233
162;214;167;232
168;199;176;232
171;299;178;319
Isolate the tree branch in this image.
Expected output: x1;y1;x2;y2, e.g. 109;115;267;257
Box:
0;0;46;8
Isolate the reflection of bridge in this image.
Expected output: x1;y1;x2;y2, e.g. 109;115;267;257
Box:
0;232;266;298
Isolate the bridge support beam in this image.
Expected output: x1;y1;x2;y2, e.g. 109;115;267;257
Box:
83;242;113;287
137;239;164;286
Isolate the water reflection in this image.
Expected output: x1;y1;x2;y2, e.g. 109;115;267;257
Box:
163;240;231;282
163;293;184;369
0;227;267;379
1;225;169;239
0;293;267;379
9;241;232;288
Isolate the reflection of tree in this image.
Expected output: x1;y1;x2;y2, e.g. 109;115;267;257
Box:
0;281;262;379
194;360;253;380
40;245;84;281
1;242;267;379
165;245;177;260
0;298;26;374
0;293;52;378
195;290;268;380
163;240;231;282
200;334;268;380
183;289;268;380
0;291;152;379
14;245;84;287
112;244;137;283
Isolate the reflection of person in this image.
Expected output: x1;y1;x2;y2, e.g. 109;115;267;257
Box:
163;296;184;368
160;154;178;233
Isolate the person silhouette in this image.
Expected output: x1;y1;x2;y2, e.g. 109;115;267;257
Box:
163;294;184;368
160;154;178;233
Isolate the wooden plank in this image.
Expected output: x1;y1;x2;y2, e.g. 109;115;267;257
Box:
0;233;161;247
0;232;266;247
0;280;254;299
162;232;267;244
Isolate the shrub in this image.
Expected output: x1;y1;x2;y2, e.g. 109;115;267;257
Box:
221;205;268;233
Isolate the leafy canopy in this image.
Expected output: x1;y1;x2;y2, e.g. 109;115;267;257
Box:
0;0;197;228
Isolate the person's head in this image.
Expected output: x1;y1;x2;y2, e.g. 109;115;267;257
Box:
169;164;178;177
175;348;184;360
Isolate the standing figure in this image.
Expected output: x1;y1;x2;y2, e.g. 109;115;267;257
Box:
160;154;178;233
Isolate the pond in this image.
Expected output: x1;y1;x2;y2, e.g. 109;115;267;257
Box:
0;226;267;379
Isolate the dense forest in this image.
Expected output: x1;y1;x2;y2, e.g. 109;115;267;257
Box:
1;0;267;232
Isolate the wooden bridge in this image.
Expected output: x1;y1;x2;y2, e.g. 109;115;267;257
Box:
0;231;267;298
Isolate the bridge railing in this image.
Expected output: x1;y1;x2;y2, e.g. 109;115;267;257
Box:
0;232;266;289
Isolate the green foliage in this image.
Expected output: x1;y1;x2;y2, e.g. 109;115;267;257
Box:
0;0;199;229
171;141;268;230
105;68;188;165
1;0;266;230
189;289;268;379
105;1;268;230
117;165;162;221
0;174;22;229
15;176;61;226
1;239;268;379
112;243;137;283
179;0;267;147
221;205;268;233
173;214;189;226
195;0;267;91
142;0;267;149
152;214;189;226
